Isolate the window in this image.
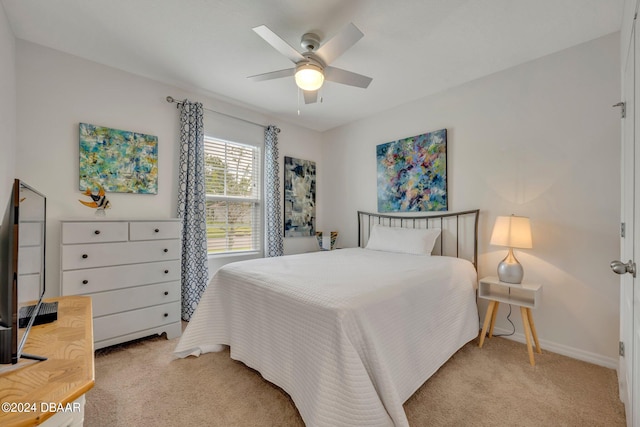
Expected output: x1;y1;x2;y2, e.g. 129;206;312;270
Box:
204;136;261;255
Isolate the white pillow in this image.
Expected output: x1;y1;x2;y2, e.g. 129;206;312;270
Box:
365;224;441;255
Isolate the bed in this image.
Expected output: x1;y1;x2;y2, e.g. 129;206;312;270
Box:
174;210;480;427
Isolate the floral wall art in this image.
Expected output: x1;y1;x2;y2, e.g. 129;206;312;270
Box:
284;156;316;237
79;122;158;194
376;128;447;212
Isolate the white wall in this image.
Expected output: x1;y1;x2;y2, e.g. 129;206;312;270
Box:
321;33;621;367
0;4;16;207
15;40;323;297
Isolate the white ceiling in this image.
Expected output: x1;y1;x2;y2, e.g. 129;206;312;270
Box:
1;0;624;132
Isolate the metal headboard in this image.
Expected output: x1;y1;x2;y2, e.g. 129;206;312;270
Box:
357;209;480;270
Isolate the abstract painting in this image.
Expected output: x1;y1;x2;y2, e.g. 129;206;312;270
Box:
284;156;316;237
376;128;447;212
79;123;158;194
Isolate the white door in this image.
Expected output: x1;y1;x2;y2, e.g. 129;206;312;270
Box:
633;21;640;426
616;12;639;427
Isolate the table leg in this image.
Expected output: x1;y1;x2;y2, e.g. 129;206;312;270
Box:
489;301;499;338
520;306;535;366
479;300;497;348
526;308;542;354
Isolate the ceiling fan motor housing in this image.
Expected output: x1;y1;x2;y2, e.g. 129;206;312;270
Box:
301;33;321;52
300;52;325;69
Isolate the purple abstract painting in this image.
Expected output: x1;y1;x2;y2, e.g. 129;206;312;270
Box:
376;129;447;212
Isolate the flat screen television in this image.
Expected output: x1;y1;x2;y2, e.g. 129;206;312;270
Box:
0;179;48;364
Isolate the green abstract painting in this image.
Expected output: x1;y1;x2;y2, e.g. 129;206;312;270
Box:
79;123;158;194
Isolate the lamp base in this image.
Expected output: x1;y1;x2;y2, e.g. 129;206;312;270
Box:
497;248;524;284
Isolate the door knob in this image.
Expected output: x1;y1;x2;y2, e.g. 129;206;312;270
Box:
610;260;636;277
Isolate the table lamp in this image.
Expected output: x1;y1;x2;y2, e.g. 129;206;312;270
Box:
490;215;532;284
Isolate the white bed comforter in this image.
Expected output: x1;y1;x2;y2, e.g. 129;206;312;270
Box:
174;248;479;427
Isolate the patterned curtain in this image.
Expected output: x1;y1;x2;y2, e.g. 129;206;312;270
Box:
264;125;283;257
177;100;209;321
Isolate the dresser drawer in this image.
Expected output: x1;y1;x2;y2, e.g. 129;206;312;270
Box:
90;281;180;317
62;239;181;270
93;301;181;342
62;260;181;295
18;245;42;275
17;274;41;303
129;220;181;241
62;221;129;244
20;221;43;246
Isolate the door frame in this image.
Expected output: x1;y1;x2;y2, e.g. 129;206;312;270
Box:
620;3;639;426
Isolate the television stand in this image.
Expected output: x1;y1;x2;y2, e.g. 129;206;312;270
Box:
0;296;94;426
20;352;47;361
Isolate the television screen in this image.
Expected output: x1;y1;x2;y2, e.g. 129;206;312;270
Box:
16;182;46;307
0;179;47;364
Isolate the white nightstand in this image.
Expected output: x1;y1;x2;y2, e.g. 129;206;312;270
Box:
477;276;542;366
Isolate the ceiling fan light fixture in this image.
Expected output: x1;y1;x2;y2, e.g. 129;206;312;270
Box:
295;63;324;91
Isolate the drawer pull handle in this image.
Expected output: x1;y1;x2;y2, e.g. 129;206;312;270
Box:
82;254;88;259
82;280;88;285
163;248;168;253
164;291;169;296
155;228;160;233
164;313;168;317
164;269;169;274
94;230;101;235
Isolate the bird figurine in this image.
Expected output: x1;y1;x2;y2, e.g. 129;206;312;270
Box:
79;185;111;213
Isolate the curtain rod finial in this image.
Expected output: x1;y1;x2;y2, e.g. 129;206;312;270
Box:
166;96;175;103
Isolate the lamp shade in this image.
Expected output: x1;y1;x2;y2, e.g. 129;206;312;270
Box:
295;63;324;91
490;215;532;249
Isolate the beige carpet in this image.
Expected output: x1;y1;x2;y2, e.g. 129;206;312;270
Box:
86;333;625;426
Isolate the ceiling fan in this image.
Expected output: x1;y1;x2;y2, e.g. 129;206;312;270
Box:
248;23;373;104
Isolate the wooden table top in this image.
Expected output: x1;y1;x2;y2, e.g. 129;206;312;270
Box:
0;296;95;426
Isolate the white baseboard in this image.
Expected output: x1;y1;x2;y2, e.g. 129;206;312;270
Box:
490;327;618;369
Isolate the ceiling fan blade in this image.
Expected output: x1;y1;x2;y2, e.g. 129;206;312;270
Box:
303;90;318;104
247;68;295;82
253;25;305;64
315;23;364;65
324;66;372;89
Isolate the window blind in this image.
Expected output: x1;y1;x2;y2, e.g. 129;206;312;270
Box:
204;136;261;254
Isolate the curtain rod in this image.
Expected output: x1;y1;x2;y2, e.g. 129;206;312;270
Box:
165;96;267;130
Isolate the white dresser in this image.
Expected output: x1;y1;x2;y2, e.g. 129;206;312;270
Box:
60;219;183;350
